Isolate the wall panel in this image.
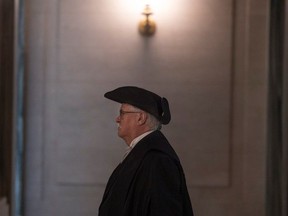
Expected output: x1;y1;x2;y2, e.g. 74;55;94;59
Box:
24;0;269;215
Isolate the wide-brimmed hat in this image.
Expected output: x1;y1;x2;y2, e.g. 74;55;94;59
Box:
104;86;171;124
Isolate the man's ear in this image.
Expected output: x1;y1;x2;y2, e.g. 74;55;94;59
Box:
138;112;147;125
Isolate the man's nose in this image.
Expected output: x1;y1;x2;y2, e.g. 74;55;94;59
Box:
116;115;120;122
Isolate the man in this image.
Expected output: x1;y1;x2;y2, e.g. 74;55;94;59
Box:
99;86;194;216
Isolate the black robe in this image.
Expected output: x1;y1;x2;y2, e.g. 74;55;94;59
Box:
98;130;194;216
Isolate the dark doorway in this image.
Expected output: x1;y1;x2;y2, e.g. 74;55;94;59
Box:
267;0;288;215
0;0;15;208
0;0;24;216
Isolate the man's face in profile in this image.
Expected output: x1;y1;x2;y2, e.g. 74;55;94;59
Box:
116;104;140;142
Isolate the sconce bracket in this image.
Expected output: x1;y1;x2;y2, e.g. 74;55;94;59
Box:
139;19;156;36
139;5;156;36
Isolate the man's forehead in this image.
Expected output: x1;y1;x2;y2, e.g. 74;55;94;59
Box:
120;103;136;110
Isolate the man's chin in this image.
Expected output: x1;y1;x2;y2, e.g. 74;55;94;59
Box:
117;130;122;138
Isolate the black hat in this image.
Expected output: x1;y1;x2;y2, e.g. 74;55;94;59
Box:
104;86;171;125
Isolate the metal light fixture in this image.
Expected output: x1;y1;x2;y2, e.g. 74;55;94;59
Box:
138;4;156;36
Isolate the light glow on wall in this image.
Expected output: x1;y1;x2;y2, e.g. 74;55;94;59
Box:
120;0;177;20
108;0;200;36
122;0;169;13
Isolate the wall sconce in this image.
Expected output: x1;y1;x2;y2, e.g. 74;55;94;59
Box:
138;4;156;36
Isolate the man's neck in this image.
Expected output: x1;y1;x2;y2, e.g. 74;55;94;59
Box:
129;130;155;147
124;128;153;146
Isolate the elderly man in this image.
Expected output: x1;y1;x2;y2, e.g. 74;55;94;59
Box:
98;86;194;216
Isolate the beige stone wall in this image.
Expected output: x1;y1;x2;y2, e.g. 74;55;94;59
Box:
24;0;269;215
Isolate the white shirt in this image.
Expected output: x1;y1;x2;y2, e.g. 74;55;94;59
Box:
122;130;154;161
